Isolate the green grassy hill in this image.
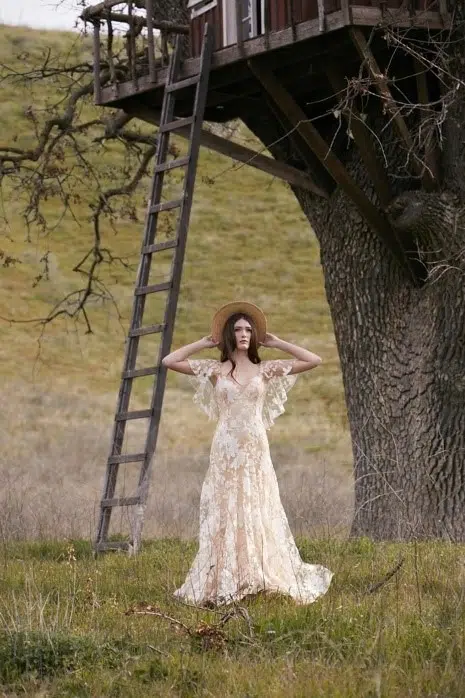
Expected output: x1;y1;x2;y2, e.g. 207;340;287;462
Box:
0;24;351;540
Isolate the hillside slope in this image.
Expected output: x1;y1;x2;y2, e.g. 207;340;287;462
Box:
0;24;352;539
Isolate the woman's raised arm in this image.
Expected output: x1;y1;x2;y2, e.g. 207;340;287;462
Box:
162;336;218;374
261;333;322;375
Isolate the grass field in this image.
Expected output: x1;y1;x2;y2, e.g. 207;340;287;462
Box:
1;538;465;697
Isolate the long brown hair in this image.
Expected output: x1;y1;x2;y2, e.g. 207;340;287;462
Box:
220;313;261;378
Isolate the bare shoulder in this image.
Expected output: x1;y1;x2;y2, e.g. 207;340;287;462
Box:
218;360;231;377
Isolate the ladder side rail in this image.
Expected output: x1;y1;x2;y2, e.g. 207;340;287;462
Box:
131;25;215;551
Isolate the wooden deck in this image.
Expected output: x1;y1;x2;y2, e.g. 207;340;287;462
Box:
96;5;447;115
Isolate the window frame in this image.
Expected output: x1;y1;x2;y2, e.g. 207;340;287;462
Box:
187;0;218;19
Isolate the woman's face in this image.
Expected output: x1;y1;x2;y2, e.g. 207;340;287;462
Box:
234;317;252;351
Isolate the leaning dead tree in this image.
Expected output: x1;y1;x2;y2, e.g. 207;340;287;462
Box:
3;0;465;541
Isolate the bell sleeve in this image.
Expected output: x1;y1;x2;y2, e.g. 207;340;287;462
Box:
261;359;298;430
187;359;220;422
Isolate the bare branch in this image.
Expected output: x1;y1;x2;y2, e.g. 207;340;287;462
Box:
0;32;166;333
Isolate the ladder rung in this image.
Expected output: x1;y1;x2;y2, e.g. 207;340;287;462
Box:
159;116;194;133
108;454;146;465
154;156;190;174
129;324;164;338
135;281;171;296
101;496;141;508
95;541;130;552
123;366;159;379
115;409;153;421
150;199;184;214
166;76;200;93
143;239;178;254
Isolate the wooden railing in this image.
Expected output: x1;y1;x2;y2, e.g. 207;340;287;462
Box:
81;1;189;103
82;0;449;103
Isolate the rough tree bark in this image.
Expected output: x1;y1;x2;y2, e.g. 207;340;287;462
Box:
242;2;465;540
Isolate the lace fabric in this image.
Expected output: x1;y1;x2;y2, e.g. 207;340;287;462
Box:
187;358;220;422
174;358;333;606
260;359;298;430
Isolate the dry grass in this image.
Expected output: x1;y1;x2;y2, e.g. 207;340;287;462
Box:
0;382;353;542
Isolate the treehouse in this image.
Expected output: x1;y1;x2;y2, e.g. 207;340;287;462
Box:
82;0;451;553
83;0;450;205
85;1;448;121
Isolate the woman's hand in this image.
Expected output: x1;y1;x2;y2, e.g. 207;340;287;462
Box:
162;335;219;371
260;332;280;348
201;335;219;348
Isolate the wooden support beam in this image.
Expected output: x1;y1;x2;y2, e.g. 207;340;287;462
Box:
413;57;440;191
92;19;102;104
317;0;326;32
94;11;189;34
341;0;351;24
82;0;130;20
438;0;449;24
145;0;157;84
235;0;244;53
248;59;419;284
123;102;328;197
286;0;296;39
326;62;392;207
260;95;334;197
81;2;189;34
351;6;446;29
127;1;138;89
263;0;271;49
349;28;434;190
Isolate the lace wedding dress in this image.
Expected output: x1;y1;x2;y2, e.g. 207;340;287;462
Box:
174;358;333;606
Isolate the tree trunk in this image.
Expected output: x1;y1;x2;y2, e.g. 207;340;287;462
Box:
303;183;465;541
241;6;465;539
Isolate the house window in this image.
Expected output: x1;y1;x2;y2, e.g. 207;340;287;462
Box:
238;0;262;39
188;0;218;19
223;0;264;46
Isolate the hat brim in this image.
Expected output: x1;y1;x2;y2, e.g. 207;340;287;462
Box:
211;302;267;344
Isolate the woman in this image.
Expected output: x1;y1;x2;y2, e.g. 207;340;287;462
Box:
162;301;333;606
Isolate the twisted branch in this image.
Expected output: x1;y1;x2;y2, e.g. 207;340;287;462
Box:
0;38;177;332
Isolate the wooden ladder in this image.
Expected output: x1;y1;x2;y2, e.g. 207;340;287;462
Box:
94;25;214;555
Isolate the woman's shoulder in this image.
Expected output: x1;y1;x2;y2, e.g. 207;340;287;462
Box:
218;359;231;370
188;358;222;377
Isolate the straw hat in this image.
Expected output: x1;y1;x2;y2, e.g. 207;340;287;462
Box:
211;301;267;344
